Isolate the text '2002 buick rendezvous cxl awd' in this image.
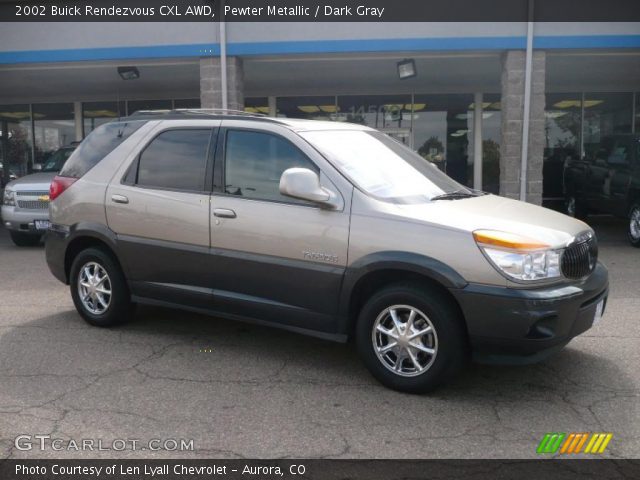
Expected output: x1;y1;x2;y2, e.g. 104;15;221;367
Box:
45;110;608;392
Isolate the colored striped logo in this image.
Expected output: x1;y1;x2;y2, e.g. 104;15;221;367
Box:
537;433;613;454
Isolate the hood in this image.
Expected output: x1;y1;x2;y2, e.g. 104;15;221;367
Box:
390;194;590;248
6;172;57;190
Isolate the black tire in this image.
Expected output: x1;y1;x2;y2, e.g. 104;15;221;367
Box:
69;247;135;327
355;283;467;393
565;195;588;220
9;231;42;247
629;202;640;248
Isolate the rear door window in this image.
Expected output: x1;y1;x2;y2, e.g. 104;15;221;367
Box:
135;129;212;192
60;121;146;178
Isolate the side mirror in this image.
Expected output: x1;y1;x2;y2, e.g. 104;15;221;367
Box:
32;163;42;171
279;168;338;208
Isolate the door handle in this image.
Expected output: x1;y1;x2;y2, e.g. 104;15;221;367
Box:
213;208;236;218
111;194;129;204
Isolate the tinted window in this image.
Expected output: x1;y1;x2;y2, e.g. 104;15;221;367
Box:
60;121;145;178
137;129;211;191
224;130;318;203
42;148;75;173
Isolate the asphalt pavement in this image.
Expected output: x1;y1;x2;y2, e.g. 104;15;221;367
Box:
0;216;638;459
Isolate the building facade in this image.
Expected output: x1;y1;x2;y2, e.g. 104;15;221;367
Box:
1;21;639;204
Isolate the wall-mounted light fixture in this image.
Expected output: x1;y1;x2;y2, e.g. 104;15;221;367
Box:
117;66;140;80
397;59;417;80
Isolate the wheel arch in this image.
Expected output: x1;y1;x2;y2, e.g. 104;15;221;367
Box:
338;252;468;339
63;223;124;284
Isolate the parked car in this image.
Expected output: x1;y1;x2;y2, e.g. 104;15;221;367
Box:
1;145;77;246
564;134;640;247
45;111;608;392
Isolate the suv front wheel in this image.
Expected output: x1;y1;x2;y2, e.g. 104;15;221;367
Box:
70;247;135;327
356;283;467;393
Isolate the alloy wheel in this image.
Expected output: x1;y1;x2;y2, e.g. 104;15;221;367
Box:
372;305;438;377
77;262;112;315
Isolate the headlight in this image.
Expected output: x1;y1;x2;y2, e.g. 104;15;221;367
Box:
2;188;15;206
473;230;562;282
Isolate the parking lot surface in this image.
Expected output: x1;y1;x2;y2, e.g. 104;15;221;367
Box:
0;217;638;459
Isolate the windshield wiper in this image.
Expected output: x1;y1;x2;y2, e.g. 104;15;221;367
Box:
430;189;480;201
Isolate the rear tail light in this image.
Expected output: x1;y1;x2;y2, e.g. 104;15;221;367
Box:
49;176;78;201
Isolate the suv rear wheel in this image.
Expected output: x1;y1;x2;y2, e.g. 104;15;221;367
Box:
356;283;467;393
629;202;640;248
9;231;42;247
69;247;135;327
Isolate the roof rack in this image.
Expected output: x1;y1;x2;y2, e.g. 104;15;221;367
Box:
127;108;269;119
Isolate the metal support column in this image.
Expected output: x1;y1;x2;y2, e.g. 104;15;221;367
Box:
219;1;228;110
1;119;9;187
268;96;276;117
519;0;534;201
473;92;483;191
74;102;83;142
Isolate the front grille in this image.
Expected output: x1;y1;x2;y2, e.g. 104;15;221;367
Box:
561;232;598;279
16;190;49;197
17;200;49;210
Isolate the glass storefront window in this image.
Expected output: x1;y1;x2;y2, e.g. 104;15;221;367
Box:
545;93;582;154
481;94;501;194
127;99;172;115
544;93;582;201
336;95;412;145
32;103;74;168
0;104;33;181
245;97;269;115
412;94;474;186
277;96;337;121
83;101;125;135
583;92;633;159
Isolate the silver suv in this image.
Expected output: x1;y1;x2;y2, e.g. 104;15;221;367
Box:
45;110;609;392
2;145;76;246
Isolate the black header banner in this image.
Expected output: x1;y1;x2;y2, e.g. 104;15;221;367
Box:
0;459;639;480
0;0;639;22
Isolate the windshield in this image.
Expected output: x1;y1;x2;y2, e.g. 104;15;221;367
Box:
42;148;75;173
301;130;470;203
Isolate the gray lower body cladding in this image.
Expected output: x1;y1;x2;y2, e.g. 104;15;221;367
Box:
46;227;609;362
452;262;609;364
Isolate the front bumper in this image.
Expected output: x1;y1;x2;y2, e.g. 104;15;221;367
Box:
451;262;609;364
1;205;49;233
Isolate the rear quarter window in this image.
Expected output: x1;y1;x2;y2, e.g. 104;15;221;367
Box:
60;121;146;178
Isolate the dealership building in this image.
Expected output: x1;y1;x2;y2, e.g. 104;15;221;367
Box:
0;21;639;204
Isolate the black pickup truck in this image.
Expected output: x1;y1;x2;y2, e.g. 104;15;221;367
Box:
564;134;640;247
